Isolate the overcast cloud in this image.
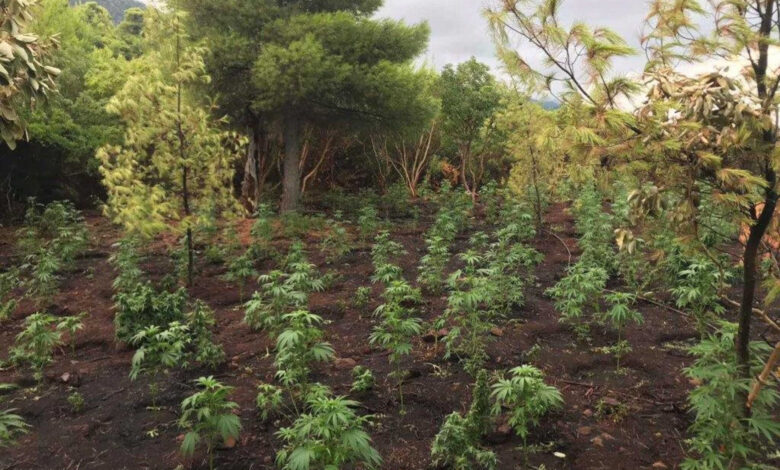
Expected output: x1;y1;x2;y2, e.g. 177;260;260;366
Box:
375;0;651;75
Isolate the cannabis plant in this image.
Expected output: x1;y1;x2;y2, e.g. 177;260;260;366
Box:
358;205;380;241
320;218;352;262
352;286;372;309
439;270;496;375
417;234;450;293
185;301;225;368
10;313;84;382
491;365;563;452
109;237;145;293
114;282;188;343
256;384;285;422
369;279;423;410
246;271;302;333
351;366;375;394
0;269;19;322
179;376;241;470
129;322;191;380
431;370;496;470
682;322;779;470
599;292;643;370
276;387;382;470
223;251;257;302
546;262;608;340
274;310;334;389
0;408;28;448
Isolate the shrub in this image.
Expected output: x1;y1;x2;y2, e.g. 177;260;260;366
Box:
179;376;241;470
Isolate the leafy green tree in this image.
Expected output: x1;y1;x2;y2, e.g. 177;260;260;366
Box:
0;0;61;149
97;6;243;284
439;58;502;199
181;0;434;212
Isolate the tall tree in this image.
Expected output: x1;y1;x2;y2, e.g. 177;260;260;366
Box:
439;58;502;199
0;0;61;150
181;0;433;212
97;6;242;285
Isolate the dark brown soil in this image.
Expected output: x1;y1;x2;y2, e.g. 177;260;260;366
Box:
0;203;700;470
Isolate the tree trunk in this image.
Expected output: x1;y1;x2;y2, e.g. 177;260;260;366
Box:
241;122;263;212
737;181;777;416
529;146;543;229
281;116;302;213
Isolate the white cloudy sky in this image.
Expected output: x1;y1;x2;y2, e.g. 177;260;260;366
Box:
375;0;651;74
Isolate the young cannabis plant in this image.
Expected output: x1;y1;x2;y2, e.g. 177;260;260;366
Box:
222;251;257;302
546;262;608;340
129;322;191;380
275;386;382;470
10;312;84;382
256;383;285;422
130;302;224;380
352;286;372;309
671;260;728;332
0;408;28;448
599;292;643;370
114;282;188;343
682;322;780;470
431;370;496;470
320;218;352;262
274;310;334;389
491;365;563;454
0;269;20;322
351;365;375;394
439;270;495;375
179;376;241;470
369;279;422;411
109;237;144;293
357;205;381;241
417;234;450;293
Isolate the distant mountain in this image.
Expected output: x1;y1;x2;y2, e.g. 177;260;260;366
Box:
539;99;560;110
70;0;145;24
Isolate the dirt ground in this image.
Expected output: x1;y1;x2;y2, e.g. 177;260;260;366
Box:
0;203;702;470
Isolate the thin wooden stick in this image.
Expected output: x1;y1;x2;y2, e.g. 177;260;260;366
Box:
747;341;780;409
